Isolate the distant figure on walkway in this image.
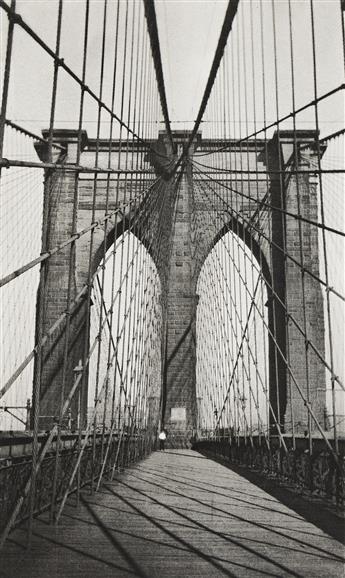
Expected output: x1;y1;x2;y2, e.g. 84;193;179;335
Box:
158;430;166;450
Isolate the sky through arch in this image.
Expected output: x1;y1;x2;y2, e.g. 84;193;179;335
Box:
196;230;269;436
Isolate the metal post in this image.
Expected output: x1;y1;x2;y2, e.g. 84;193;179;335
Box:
25;399;31;430
73;360;83;508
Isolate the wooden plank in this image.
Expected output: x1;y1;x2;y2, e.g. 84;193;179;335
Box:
1;450;344;577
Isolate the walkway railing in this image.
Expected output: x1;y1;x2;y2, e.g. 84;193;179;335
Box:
0;429;156;540
195;436;345;511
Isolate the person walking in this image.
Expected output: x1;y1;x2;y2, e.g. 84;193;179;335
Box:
158;429;166;450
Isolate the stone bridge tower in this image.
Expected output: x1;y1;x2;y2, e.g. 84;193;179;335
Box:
34;129;326;443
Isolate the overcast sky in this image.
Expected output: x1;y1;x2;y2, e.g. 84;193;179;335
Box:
2;0;227;135
2;0;343;138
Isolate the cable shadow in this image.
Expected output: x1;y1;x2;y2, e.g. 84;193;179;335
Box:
84;493;338;558
137;456;345;542
145;455;280;503
202;452;345;545
146;456;276;493
5;529;137;576
261;521;342;541
105;484;280;577
163;463;345;540
97;487;147;504
112;480;308;577
158;450;207;459
74;500;197;530
124;470;345;565
80;494;150;578
113;493;233;523
62;510;249;564
134;465;305;521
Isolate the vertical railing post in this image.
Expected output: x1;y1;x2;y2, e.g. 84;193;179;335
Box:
72;361;83;507
25;399;31;431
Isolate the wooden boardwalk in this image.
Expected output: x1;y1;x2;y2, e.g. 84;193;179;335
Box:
1;450;344;578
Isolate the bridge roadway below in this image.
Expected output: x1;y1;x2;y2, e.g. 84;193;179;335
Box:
1;450;344;578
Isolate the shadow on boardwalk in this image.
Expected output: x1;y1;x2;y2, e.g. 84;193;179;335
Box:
2;450;344;578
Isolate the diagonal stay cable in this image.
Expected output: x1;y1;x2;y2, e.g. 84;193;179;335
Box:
143;0;173;149
0;0;168;159
170;0;240;175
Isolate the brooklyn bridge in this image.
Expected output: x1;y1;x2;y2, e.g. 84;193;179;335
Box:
0;0;344;575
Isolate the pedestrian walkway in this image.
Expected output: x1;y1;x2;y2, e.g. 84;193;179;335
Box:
1;450;344;577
